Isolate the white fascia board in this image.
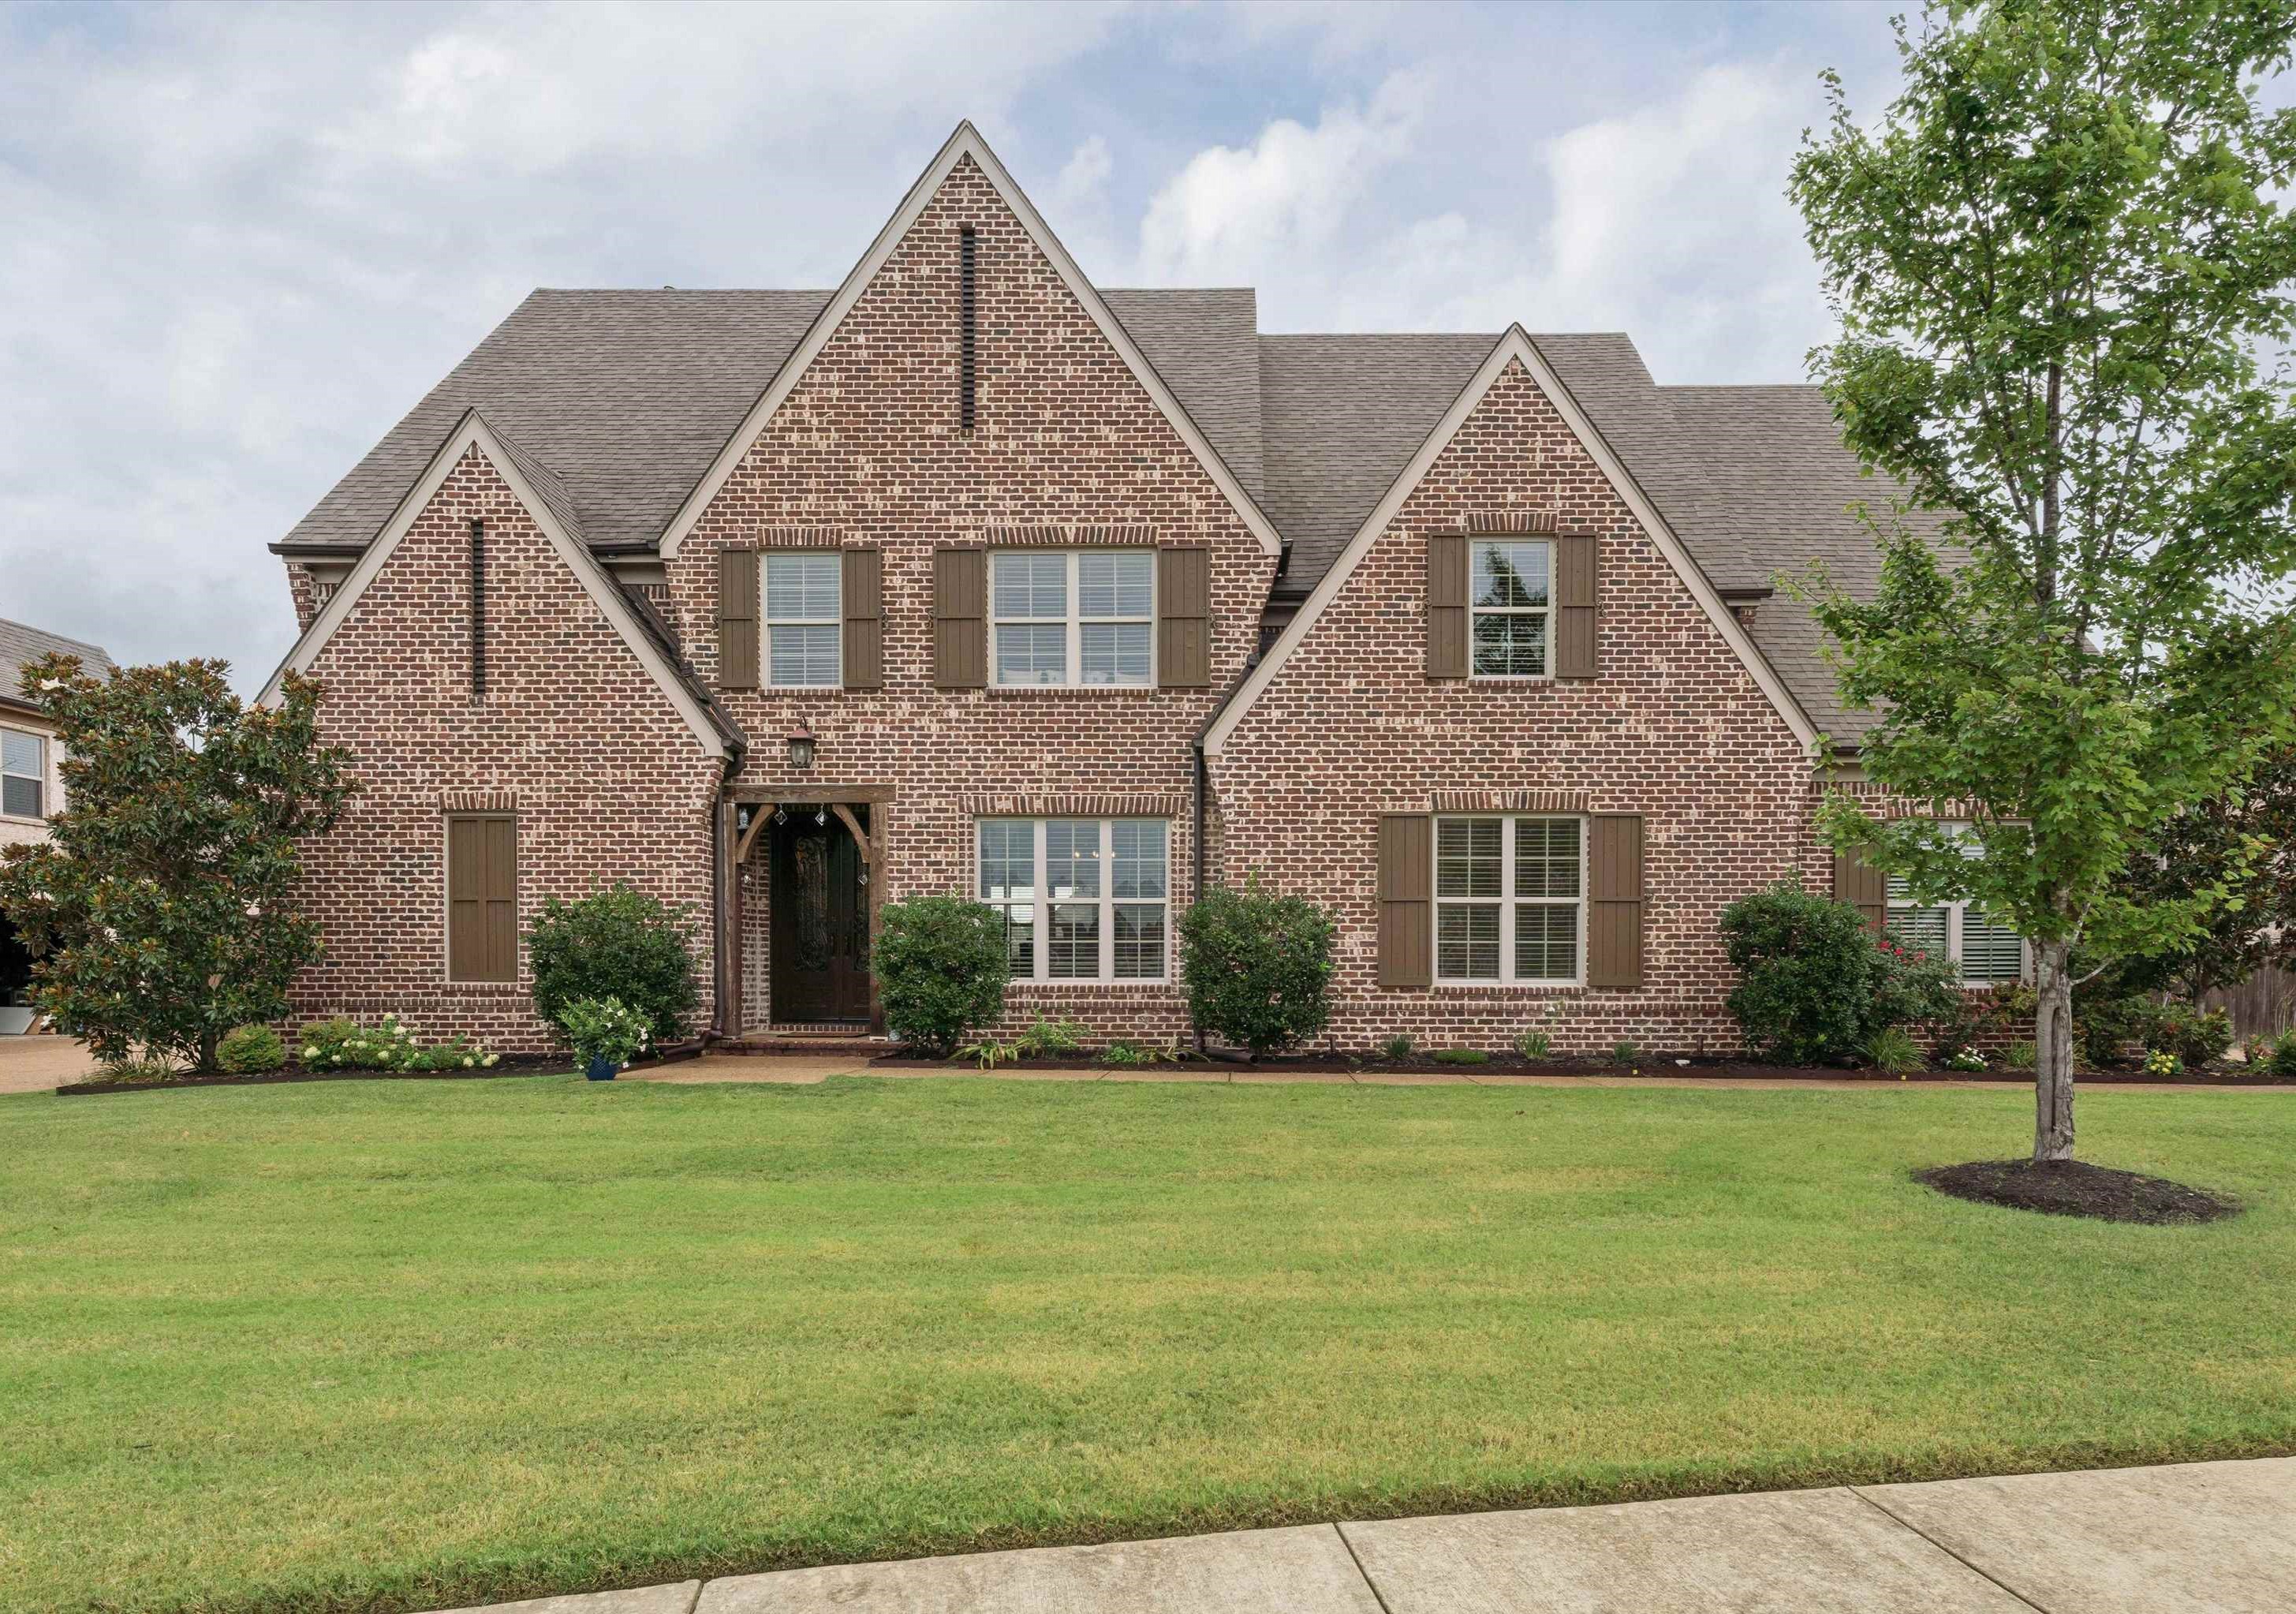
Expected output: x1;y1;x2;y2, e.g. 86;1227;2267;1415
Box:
657;121;1283;561
257;410;727;761
1201;326;1819;757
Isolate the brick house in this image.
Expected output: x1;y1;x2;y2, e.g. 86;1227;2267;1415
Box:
260;123;2000;1055
2;619;115;1034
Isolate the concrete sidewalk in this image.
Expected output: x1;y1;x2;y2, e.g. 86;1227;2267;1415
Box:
442;1456;2295;1613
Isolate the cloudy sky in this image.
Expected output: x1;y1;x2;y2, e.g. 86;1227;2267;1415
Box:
1;0;1920;688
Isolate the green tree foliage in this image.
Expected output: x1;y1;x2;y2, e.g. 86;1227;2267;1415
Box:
0;657;355;1071
525;884;700;1045
873;895;1010;1056
1178;878;1336;1058
1721;883;1961;1063
1790;0;2296;1158
2112;743;2296;1003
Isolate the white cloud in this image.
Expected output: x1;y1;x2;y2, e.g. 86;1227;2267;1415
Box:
1137;72;1428;284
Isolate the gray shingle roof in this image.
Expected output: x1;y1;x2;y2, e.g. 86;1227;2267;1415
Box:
0;618;114;710
279;287;1930;742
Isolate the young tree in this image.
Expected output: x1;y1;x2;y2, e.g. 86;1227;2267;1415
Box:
0;657;355;1070
1790;0;2296;1160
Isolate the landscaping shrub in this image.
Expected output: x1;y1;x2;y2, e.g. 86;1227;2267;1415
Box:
1862;1026;1925;1075
874;895;1009;1057
2272;1032;2296;1079
526;884;700;1046
92;1054;178;1085
405;1036;501;1073
1378;1033;1415;1060
2004;1039;2038;1071
215;1024;287;1074
2076;992;2160;1068
1100;1038;1178;1067
1178;878;1335;1058
1926;980;2036;1061
554;996;651;1070
1611;1039;1643;1066
1432;1048;1488;1065
1512;1029;1552;1062
1720;883;1956;1063
2149;1003;2234;1070
1014;1018;1088;1058
299;1015;416;1071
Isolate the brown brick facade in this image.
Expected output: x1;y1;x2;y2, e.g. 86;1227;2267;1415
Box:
1211;358;1816;1055
289;446;722;1049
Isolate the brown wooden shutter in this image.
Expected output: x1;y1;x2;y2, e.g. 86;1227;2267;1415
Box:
842;547;883;689
1427;532;1468;678
933;547;986;689
1376;814;1433;988
1834;840;1888;936
1587;813;1645;988
1555;532;1597;679
447;814;517;983
717;546;759;691
1157;547;1211;687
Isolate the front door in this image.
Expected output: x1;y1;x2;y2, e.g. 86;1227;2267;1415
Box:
769;808;869;1025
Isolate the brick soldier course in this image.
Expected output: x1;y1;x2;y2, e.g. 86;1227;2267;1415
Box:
260;122;1980;1054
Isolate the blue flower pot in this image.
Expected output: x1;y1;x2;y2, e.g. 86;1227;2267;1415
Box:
584;1055;618;1082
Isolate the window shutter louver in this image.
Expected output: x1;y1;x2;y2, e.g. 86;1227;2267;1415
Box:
1587;813;1645;988
1377;814;1433;987
933;547;986;688
718;547;759;690
842;547;883;689
1556;532;1597;678
1157;547;1211;687
1426;532;1468;678
1834;841;1887;936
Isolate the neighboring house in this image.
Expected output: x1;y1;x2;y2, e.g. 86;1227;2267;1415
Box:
260;122;1991;1053
1;618;114;1033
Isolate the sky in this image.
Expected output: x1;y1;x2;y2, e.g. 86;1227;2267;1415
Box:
0;0;1925;689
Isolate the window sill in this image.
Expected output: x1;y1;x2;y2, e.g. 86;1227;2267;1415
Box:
1428;982;1586;996
439;980;523;996
984;684;1163;697
1009;980;1175;995
0;813;50;826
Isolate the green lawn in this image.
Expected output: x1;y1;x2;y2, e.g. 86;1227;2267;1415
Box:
4;1076;2293;1614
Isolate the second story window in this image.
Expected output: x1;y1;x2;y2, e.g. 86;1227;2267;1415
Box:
764;552;842;688
2;729;46;819
1472;539;1551;678
991;550;1153;687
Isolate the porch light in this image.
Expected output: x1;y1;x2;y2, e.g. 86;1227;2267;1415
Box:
785;721;817;771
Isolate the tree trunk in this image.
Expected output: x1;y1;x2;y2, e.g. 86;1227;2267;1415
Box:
2033;940;2076;1162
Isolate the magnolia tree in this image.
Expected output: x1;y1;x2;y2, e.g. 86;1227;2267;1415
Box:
0;657;355;1070
1790;0;2296;1160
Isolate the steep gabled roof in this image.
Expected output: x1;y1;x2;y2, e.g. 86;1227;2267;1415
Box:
1;618;114;712
259;409;739;761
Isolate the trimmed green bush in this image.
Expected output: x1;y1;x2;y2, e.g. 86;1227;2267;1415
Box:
526;884;700;1046
2150;1003;2234;1070
875;895;1010;1057
1721;882;1958;1064
1178;878;1335;1058
298;1015;416;1071
216;1024;287;1074
1432;1048;1488;1065
2272;1031;2296;1078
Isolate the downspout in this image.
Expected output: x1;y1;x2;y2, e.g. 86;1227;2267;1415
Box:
1192;742;1209;908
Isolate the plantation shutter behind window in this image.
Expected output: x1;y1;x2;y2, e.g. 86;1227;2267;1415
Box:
1377;814;1433;987
1834;842;1887;936
1555;532;1598;678
1587;813;1645;988
447;814;517;984
1426;532;1468;678
933;547;986;689
842;547;883;689
718;547;759;690
1156;547;1211;687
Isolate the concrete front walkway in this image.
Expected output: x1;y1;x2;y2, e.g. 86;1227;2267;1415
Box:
441;1457;2295;1613
0;1033;101;1093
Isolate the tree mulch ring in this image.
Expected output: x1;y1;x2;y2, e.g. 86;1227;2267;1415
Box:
1917;1159;2240;1224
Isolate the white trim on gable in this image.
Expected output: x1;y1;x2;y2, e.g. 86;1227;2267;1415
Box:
256;409;730;761
1200;326;1820;758
657;121;1284;562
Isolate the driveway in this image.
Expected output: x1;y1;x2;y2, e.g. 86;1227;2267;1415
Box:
0;1034;100;1093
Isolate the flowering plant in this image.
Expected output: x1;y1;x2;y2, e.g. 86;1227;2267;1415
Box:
2143;1048;2184;1078
1942;1045;1989;1073
554;996;651;1069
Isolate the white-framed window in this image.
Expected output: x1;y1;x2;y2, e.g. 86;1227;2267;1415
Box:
1884;827;2026;984
978;817;1168;981
763;551;842;688
1434;815;1583;984
1471;538;1551;679
991;550;1153;687
1887;877;2025;984
1;729;44;819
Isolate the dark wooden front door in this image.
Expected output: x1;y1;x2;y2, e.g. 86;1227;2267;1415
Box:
770;809;869;1024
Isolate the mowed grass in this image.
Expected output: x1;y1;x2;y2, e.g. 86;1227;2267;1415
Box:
4;1076;2294;1613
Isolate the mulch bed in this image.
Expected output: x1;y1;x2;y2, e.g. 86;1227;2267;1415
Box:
1917;1159;2241;1224
54;1043;702;1097
865;1049;2295;1084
